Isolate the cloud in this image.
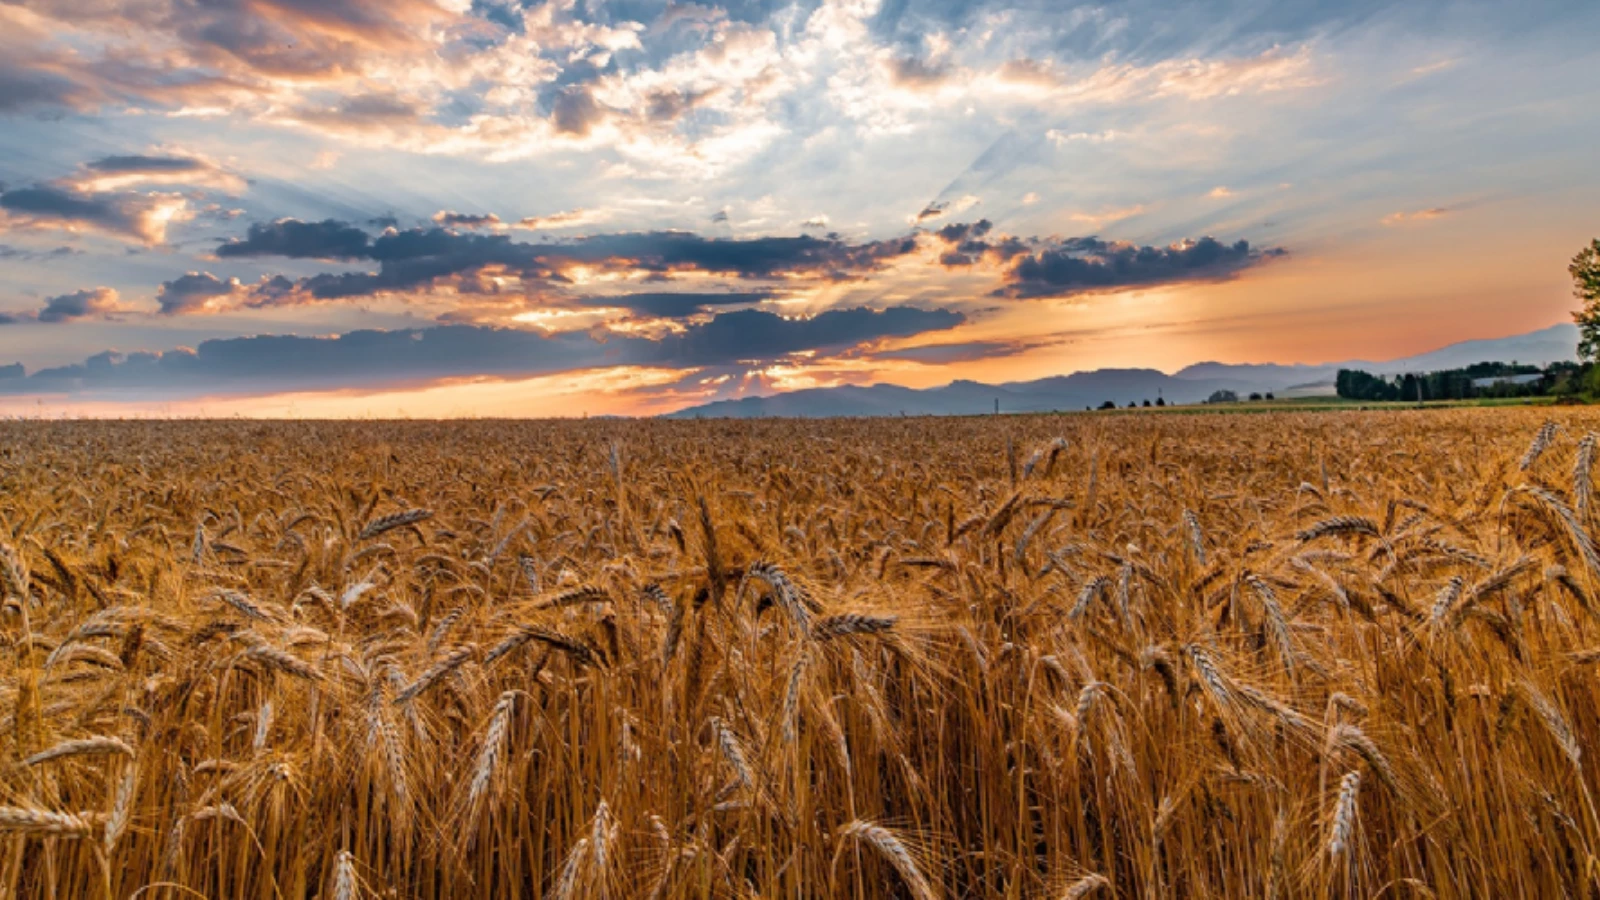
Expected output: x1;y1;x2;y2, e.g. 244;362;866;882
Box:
0;60;89;112
654;306;963;364
515;209;609;230
926;221;1282;301
69;154;246;194
0;183;189;245
0;0;1338;179
1047;129;1120;145
1068;205;1147;228
1381;207;1452;226
0;243;80;260
433;211;505;229
865;340;1035;365
37;287;126;323
0;287;127;324
1207;186;1234;199
579;291;771;318
930;218;1024;266
551;85;607;137
0;0;456;125
157;272;246;315
886;55;952;89
997;236;1283;299
194;219;923;311
1410;59;1459;77
1153;45;1323;99
988;45;1324;108
800;215;830;229
173;213;1285;323
1;306;963;397
643;86;718;122
216;219;374;260
292;93;426;133
913;195;980;223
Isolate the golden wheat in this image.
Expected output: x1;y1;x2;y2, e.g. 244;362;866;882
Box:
0;410;1596;897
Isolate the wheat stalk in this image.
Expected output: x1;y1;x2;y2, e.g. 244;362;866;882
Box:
25;735;135;766
359;509;434;540
1328;770;1361;857
837;820;937;900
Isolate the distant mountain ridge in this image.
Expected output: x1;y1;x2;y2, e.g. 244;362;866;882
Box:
663;323;1579;419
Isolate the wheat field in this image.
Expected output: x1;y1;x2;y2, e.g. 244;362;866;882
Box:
2;410;1599;898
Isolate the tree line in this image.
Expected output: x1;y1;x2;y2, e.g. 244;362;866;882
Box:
1335;361;1586;401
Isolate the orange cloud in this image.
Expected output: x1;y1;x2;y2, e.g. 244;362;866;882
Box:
1381;207;1451;226
515;209;611;231
0;184;191;246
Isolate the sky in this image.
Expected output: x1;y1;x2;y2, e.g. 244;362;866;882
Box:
1;0;1597;417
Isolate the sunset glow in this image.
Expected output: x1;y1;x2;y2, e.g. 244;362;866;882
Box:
1;0;1596;416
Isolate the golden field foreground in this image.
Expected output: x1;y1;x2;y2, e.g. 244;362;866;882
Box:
4;410;1600;898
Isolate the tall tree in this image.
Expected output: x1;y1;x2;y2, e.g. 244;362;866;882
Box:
1572;239;1600;361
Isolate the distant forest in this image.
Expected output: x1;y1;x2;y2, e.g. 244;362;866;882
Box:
1335;361;1585;401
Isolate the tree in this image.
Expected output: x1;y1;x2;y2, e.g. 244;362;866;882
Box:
1248;392;1263;401
1336;369;1399;401
1206;390;1238;404
1098;400;1117;410
1572;239;1600;361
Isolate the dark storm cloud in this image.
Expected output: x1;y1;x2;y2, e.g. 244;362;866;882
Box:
998;236;1282;299
566;231;918;278
920;221;1281;297
202;219;920;308
216;218;374;260
0;305;962;396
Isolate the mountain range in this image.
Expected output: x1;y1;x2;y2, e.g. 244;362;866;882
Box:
664;323;1580;418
